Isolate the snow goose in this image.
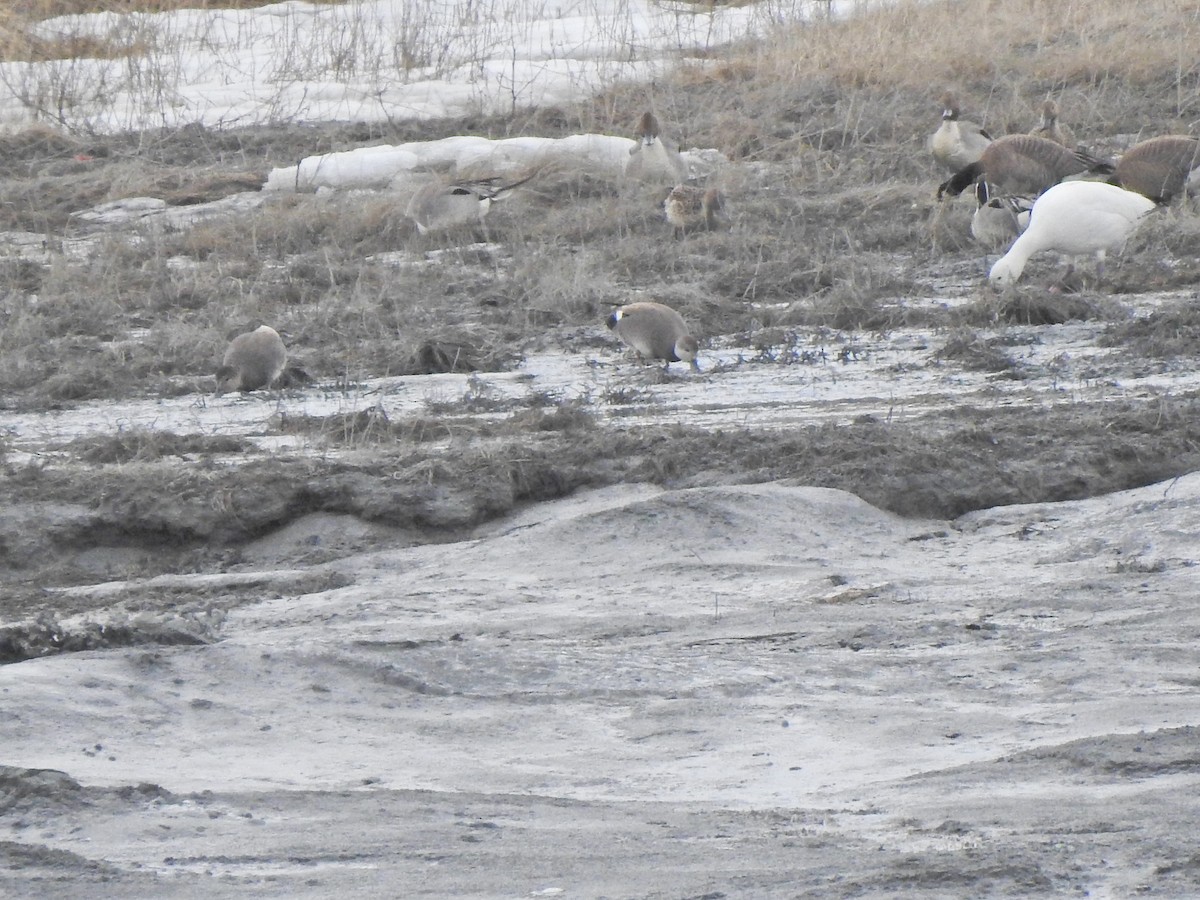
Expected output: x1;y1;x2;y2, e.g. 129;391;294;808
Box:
606;301;699;370
664;184;727;237
928;92;993;172
939;134;1109;200
1112;135;1200;203
216;325;287;393
1029;99;1077;151
623;112;688;185
988;180;1156;287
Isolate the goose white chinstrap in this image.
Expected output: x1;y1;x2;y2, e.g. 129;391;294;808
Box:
988;181;1156;287
405;171;537;234
970;181;1033;250
606;301;699;371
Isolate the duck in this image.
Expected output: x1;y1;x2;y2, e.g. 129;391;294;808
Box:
928;92;993;172
1029;99;1077;151
405;171;537;235
623;112;688;185
663;184;727;237
939;134;1109;200
988;180;1156;287
1110;135;1200;203
606;301;699;370
216;325;287;393
969;181;1033;250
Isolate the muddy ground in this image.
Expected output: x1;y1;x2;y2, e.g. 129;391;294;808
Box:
1;107;1200;897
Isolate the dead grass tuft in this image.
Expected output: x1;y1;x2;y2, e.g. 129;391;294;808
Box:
0;0;1196;455
5;1;351;21
57;428;250;463
755;0;1200;111
276;406;403;447
992;292;1108;327
1101;302;1200;360
951;292;1120;328
935;330;1019;374
414;338;521;375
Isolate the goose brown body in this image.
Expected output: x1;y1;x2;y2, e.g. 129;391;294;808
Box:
664;184;727;236
1029;100;1077;150
1112;135;1200;203
216;325;287;393
939;134;1103;200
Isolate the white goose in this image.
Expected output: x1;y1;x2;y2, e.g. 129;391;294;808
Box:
989;181;1156;287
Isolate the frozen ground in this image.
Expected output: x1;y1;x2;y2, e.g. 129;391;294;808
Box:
2;468;1199;897
2;248;1200;896
3;169;1200;898
0;0;840;134
3;0;1200;897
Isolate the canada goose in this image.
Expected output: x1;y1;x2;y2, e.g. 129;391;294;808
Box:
970;181;1033;250
664;184;727;237
1029;99;1077;151
928;92;993;172
405;171;536;235
606;301;699;370
216;325;287;393
939;134;1109;200
623;112;688;185
989;180;1156;287
1111;135;1200;203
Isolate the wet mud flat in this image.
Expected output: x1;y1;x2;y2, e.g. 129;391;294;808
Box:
2;118;1200;896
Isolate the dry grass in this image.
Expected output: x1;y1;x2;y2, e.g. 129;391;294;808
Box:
0;0;1198;609
0;0;356;64
55;428;250;463
6;1;348;18
1101;300;1200;359
760;0;1200;93
6;391;1200;593
0;1;1196;414
612;0;1200;165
